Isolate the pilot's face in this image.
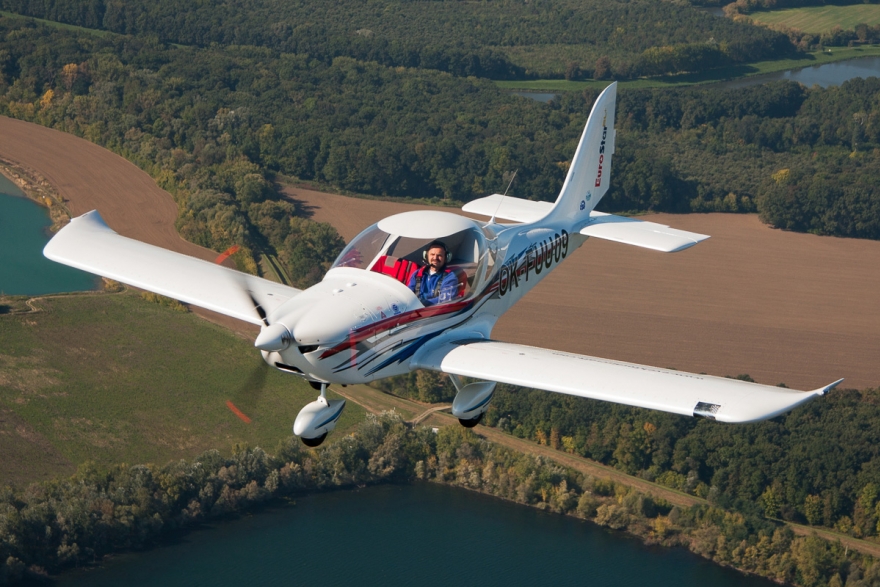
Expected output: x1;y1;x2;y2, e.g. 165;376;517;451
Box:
427;246;447;271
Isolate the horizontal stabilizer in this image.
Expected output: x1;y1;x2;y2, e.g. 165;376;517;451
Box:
462;195;553;224
580;212;709;253
416;340;839;423
44;211;300;324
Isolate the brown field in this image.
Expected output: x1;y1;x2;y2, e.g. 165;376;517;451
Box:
286;188;880;391
0;116;256;336
2;113;878;390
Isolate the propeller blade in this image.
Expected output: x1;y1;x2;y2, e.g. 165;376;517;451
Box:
227;361;269;423
248;291;270;327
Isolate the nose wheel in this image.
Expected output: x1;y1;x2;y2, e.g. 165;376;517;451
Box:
458;413;485;428
293;382;345;447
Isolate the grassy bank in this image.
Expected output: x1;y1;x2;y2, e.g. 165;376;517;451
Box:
0;291;363;486
496;45;880;91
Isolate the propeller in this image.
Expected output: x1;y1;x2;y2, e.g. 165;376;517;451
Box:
226;360;269;424
215;244;281;422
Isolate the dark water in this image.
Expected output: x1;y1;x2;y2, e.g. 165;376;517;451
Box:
0;174;97;295
719;55;880;89
59;483;775;587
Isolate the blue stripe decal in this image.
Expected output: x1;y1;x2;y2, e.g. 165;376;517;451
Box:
316;403;346;428
467;391;495;412
365;329;446;376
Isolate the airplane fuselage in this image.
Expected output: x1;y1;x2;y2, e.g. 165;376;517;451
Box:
260;216;588;386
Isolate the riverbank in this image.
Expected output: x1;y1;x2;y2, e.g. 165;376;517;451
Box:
496;45;880;91
0;157;69;230
0;412;874;587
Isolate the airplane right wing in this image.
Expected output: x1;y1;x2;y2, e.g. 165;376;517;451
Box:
415;339;842;423
44;210;300;325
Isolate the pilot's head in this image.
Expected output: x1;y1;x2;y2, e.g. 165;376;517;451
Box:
424;241;448;271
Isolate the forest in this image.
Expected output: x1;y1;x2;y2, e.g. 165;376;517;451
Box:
1;412;877;587
0;0;793;79
1;15;879;272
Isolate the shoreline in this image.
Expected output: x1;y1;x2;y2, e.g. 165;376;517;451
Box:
0;157;71;231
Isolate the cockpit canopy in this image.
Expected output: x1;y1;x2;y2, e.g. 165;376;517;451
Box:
331;211;495;301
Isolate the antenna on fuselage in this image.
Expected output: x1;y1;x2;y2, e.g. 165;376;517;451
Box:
488;169;517;226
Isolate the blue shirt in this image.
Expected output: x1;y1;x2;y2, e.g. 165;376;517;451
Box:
408;267;460;306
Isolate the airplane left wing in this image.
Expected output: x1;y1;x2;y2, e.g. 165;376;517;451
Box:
44;210;300;325
416;340;842;423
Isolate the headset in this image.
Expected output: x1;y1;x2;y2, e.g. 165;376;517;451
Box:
422;240;450;262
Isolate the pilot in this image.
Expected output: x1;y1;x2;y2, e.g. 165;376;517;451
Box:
408;240;461;306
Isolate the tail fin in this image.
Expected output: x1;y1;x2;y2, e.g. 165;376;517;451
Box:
544;82;617;224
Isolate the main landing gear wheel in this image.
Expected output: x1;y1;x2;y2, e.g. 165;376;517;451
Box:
458;413;484;428
300;432;328;447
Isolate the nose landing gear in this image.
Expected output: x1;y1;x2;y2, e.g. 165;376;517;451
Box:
293;382;345;447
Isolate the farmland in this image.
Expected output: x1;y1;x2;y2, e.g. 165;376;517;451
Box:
749;5;880;33
0;292;363;486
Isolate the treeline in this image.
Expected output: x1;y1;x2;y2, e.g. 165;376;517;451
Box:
0;0;794;79
0;19;575;233
2;17;879;247
599;78;880;239
484;383;880;544
1;413;875;586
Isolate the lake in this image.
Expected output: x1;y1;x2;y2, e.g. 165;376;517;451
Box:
58;483;776;587
513;54;880;103
0;173;97;295
719;55;880;89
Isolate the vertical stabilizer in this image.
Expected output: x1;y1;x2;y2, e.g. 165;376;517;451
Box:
544;82;617;224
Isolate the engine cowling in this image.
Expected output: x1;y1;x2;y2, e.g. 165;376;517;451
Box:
452;381;496;426
293;396;346;446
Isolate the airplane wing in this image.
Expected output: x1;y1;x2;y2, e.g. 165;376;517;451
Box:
463;196;708;253
415;340;842;423
43;210;300;325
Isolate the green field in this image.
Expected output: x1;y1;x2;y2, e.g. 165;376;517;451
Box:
0;292;364;486
749;4;880;33
0;10;111;37
496;45;880;91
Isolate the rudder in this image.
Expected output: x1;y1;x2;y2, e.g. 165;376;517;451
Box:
544;82;617;224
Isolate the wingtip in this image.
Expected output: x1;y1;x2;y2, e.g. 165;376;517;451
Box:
816;378;845;396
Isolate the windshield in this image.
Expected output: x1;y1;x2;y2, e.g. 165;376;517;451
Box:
331;220;495;303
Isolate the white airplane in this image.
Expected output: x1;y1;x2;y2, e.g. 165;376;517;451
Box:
44;82;842;446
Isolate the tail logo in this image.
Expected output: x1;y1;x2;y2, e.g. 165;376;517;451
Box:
594;122;608;188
